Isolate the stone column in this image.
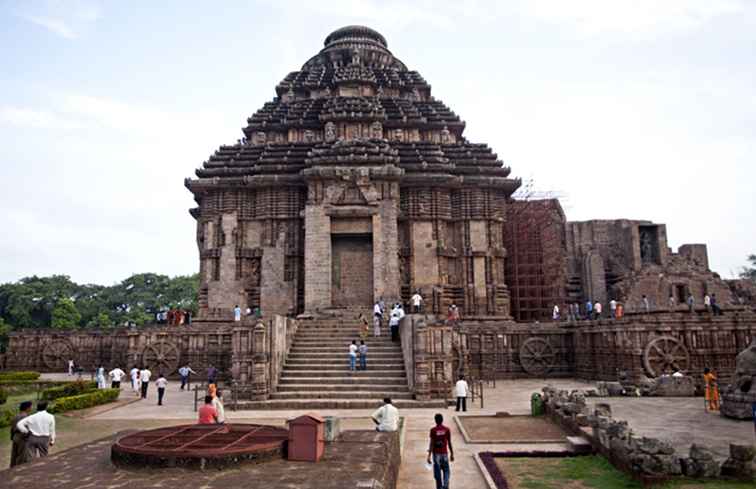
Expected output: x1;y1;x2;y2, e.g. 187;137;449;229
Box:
373;198;401;304
304;204;332;313
250;321;269;401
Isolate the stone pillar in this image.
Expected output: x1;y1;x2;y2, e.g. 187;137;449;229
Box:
373;198;401;304
413;321;431;401
250;321;269;401
304;204;332;312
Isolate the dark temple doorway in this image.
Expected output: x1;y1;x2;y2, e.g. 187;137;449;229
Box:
331;234;374;307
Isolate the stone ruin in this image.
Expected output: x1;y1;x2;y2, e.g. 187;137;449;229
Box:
721;338;756;419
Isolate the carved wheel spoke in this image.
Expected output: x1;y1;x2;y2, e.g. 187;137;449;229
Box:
141;341;180;375
42;340;75;370
643;335;690;378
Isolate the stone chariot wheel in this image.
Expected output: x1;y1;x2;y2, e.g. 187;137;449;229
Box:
643;335;690;378
42;339;76;370
519;337;556;375
141;340;180;375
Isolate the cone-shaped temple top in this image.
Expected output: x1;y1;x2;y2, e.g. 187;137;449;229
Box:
324;25;388;49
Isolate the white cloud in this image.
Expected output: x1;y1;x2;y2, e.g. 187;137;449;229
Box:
0;107;83;129
21;15;77;39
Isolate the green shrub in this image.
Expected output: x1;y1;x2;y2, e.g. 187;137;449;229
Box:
0;409;14;429
0;371;40;382
41;380;97;401
0;388;7;405
49;388;120;414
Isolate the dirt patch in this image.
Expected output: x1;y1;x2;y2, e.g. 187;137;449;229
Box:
458;415;568;443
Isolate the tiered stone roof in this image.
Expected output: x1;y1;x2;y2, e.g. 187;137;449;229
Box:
186;25;520;198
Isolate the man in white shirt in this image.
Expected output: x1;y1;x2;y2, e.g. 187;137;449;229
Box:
411;291;423;313
234;305;242;322
595;302;603;319
371;398;399;432
455;375;469;412
213;390;226;424
139;366;152;399
130;365;141;397
109;366;126;389
16;401;55;457
609;299;617;319
348;341;358;372
704;294;711;313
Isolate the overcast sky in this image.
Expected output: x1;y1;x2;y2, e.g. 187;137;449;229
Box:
1;0;754;285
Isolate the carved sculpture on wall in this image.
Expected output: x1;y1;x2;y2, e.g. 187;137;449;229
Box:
393;128;404;142
42;339;76;370
254;131;266;145
370;121;383;139
141;340;180;375
642;335;690;377
324;122;337;142
519;337;556;375
304;129;315;142
440;125;451;144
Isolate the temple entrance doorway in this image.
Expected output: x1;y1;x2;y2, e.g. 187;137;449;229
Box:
331;234;374;307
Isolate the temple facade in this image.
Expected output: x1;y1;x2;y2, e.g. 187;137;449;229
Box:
186;26;519;319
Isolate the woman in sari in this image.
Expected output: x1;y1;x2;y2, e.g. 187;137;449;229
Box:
703;367;720;411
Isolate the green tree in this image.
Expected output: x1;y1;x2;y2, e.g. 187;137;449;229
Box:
740;254;756;282
51;297;81;329
95;311;112;328
0;318;10;353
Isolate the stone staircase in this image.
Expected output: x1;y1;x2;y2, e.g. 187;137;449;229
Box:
238;310;446;409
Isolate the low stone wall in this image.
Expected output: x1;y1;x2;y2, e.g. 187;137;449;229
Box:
542;386;755;481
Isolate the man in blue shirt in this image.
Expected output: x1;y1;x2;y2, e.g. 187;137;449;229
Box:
585;300;593;320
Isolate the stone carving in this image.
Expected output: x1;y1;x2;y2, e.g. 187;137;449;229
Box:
303;129;315;142
324;122;336;142
642;335;690;378
393;128;403;141
720;444;756;479
141;340;180;375
42;339;76;370
721;338;756;419
519;337;556;375
370;121;383;139
254;131;266;145
440;125;451;144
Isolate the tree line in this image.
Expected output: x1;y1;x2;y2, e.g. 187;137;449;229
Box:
0;273;199;341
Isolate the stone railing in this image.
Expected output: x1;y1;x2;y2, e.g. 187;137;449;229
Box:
400;314;454;401
268;315;298;395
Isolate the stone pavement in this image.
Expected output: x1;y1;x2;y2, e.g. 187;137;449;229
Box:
37;376;756;488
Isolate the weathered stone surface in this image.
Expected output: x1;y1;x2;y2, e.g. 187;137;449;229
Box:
594;403;612;417
729;443;756;462
682;444;720;478
721;338;756;420
649;375;696;397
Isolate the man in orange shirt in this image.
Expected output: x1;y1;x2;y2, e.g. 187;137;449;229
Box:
197;395;218;424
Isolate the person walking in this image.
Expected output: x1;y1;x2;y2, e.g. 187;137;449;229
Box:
96;365;107;389
389;310;400;342
207;364;218;386
10;400;33;467
68;359;74;376
130;365;141;397
16;401;55;458
156;373;168;406
411;290;423;313
233;305;242;322
455;375;469;412
687;293;695;313
139;366;152;399
178;364;197;390
349;340;358;372
109;366;125;389
594;301;603;319
427;413;454;489
358;313;369;341
552;304;560;321
197;396;219;424
609;299;617;319
371;398;399;432
359;340;368;371
212;390;226;424
642;295;650;314
585;300;593;320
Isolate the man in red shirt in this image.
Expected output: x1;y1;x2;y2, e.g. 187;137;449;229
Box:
197;395;218;424
427;413;454;489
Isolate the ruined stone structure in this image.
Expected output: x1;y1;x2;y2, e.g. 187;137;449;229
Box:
721;338;756;419
185;25;519;319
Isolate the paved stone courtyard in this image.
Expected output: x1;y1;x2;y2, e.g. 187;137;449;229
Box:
3;377;755;488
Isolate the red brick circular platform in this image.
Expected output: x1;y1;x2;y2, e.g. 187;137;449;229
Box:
111;423;289;470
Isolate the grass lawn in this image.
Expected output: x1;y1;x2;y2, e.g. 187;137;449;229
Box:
493;456;754;489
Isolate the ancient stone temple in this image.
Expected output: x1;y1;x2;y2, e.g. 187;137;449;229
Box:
185;25;520;320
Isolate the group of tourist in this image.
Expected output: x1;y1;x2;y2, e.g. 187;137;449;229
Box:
156;308;193;326
553;292;726;322
233;305;263;322
9;400;56;467
372;299;408;341
197;368;226;424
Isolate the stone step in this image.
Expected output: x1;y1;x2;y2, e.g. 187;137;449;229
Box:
293;336;395;342
270;390;413;400
290;346;401;354
287;351;403;359
283;363;405;371
277;383;410;392
234;399;447;410
285;358;403;365
282;370;406;378
279;376;408;385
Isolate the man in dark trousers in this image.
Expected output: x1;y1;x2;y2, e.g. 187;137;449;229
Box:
10;401;33;467
427;413;454;489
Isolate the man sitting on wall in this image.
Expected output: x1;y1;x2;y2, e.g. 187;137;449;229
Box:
372;398;399;432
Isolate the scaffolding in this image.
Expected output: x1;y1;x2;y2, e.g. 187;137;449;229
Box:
505;199;568;322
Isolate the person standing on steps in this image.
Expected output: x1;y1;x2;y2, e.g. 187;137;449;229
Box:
411;290;424;313
389;307;400;342
359;340;368;371
156;373;168;406
373;300;383;336
454;375;469;412
427;413;454;489
349;340;358;372
139;365;152;399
